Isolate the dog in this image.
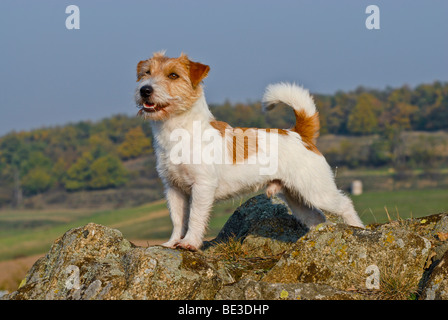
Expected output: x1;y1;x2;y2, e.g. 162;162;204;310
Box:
134;51;364;251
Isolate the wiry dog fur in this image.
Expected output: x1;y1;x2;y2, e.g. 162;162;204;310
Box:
135;52;364;251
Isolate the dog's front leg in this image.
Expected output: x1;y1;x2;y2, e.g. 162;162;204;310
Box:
175;183;216;251
162;186;190;248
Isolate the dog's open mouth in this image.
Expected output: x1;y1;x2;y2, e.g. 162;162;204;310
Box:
138;102;168;114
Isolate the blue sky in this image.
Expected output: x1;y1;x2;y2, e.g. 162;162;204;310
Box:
0;0;447;135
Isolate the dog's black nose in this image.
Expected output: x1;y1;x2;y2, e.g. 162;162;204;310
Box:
140;85;153;98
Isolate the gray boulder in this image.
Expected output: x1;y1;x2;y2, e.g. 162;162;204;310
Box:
205;194;308;256
5;223;222;300
3;194;447;300
263;223;432;299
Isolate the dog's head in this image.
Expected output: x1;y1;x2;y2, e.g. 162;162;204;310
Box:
135;51;210;121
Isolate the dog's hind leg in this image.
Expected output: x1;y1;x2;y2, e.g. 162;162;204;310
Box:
283;160;364;228
323;191;364;227
276;191;326;227
295;185;364;228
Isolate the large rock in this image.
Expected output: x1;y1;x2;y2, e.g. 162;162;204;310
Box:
420;250;448;300
211;194;308;242
397;213;448;262
6;223;222;300
215;278;360;300
205;194;308;256
3;194;448;300
263;223;432;299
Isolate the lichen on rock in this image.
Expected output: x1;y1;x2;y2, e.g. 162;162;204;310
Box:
263;223;432;298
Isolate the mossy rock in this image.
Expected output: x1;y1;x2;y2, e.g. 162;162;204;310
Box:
420;250;448;300
5;223;222;300
263;223;432;298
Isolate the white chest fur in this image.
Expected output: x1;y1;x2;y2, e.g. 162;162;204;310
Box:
150;95;215;192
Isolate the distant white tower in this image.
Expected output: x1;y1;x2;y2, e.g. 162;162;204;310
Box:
351;180;363;195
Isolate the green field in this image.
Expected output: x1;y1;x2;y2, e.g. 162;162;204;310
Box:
353;189;448;223
0;189;447;262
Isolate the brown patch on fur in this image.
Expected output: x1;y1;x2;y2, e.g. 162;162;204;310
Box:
209;120;229;136
210;121;294;163
189;61;210;88
211;121;294;164
136;60;150;82
210;120;257;164
265;128;289;135
232;127;258;164
210;111;320;161
291;110;321;155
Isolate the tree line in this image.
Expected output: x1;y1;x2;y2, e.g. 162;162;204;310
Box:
0;81;446;206
0;116;153;206
210;81;448;135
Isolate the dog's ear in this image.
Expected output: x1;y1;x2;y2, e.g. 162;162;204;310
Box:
136;60;148;82
189;60;210;88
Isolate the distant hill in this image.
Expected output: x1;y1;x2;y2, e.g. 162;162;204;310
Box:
0;81;447;208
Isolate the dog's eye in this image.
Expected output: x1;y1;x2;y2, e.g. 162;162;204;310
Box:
168;73;179;80
146;70;151;75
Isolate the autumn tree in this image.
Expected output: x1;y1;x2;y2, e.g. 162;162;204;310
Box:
64;152;94;191
347;93;382;135
52;157;69;188
326;91;358;134
89;155;128;189
117;126;152;160
381;88;419;167
64;152;128;191
22;167;53;195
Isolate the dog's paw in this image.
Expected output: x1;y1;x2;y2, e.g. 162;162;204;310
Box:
173;238;201;251
175;242;198;251
161;239;180;249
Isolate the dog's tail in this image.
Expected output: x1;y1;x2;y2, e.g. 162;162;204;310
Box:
262;82;320;154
